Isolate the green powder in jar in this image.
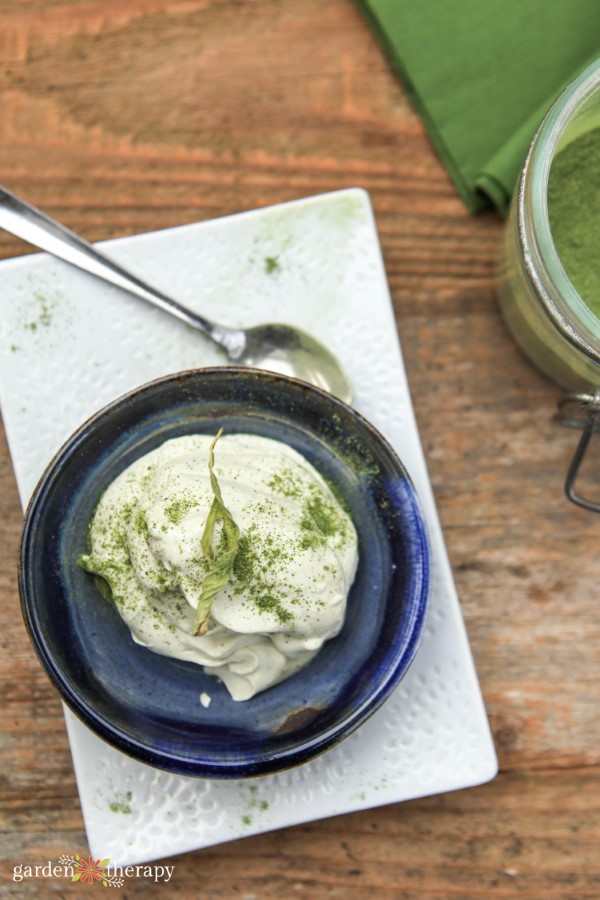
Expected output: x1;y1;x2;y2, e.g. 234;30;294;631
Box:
548;126;600;319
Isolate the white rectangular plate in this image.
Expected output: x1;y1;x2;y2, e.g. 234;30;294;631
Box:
0;189;497;865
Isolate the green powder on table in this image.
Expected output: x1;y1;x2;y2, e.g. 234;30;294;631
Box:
548;126;600;319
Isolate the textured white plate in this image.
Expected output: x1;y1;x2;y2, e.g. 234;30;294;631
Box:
0;189;497;865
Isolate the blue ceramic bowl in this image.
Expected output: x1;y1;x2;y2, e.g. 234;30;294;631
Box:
19;367;430;778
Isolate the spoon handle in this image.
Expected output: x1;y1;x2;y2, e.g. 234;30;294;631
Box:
0;185;228;344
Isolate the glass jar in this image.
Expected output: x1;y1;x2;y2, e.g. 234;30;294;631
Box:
497;58;600;511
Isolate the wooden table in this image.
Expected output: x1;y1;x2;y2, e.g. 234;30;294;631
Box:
1;2;598;896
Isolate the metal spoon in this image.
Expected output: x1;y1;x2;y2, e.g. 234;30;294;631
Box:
0;186;352;404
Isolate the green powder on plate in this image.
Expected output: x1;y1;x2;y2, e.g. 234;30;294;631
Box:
548;126;600;319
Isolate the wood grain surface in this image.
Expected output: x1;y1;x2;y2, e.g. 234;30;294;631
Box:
1;1;599;896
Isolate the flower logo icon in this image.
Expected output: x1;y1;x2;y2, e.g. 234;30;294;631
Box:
72;856;108;884
58;854;123;888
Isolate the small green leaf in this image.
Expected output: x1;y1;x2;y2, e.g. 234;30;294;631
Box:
71;873;82;882
99;858;110;867
194;429;240;635
200;499;220;559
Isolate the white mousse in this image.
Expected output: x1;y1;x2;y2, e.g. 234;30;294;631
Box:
80;433;358;700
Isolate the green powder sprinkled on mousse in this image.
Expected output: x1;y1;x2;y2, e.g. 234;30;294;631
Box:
548;126;600;319
76;429;358;701
79;435;351;633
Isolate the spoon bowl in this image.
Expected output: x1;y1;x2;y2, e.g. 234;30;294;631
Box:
0;186;352;403
236;323;352;403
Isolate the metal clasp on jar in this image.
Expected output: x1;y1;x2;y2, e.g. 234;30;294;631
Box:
555;389;600;512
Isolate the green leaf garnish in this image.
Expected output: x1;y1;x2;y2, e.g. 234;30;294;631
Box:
193;429;240;635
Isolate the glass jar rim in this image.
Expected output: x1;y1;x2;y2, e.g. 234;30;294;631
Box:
520;56;600;366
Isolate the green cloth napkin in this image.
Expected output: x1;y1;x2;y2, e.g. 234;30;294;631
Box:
356;0;600;213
